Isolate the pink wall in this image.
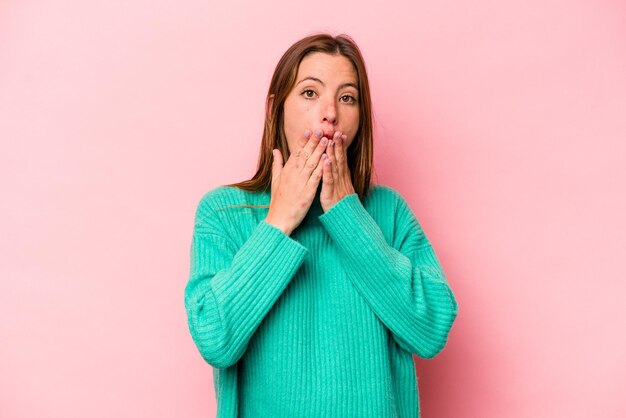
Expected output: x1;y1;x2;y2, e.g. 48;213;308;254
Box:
1;1;625;417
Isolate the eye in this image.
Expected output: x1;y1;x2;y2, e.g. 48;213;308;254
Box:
302;89;317;99
340;95;357;104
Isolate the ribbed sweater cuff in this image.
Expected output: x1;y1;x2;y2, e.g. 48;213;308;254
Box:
318;193;458;357
189;219;310;367
317;193;393;269
210;219;310;307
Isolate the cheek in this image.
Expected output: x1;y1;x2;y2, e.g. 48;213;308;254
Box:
283;102;308;153
342;109;359;138
285;99;313;127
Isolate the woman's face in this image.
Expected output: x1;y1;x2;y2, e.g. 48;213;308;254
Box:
282;52;360;156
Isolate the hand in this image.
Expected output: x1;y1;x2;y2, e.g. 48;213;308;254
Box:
265;129;329;235
320;131;356;212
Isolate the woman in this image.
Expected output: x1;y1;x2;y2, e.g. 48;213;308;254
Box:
184;33;459;418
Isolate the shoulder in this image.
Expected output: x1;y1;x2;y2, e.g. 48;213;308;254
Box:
366;184;408;213
368;183;423;231
197;185;242;208
368;184;403;200
199;184;269;208
194;185;252;223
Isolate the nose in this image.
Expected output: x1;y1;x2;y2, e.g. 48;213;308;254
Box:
321;99;337;125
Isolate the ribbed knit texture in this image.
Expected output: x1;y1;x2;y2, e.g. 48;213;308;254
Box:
184;184;459;417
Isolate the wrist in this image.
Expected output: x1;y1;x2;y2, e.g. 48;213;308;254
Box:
264;216;293;236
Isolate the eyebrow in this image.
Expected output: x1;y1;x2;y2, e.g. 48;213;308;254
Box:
296;76;358;91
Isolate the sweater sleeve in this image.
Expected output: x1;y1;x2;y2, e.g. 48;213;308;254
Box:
318;191;459;359
184;195;309;369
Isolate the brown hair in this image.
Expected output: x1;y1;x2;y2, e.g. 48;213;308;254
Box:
224;32;377;208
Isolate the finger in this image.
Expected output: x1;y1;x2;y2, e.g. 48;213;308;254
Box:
296;129;312;153
334;132;345;165
296;129;323;165
271;149;283;191
327;139;340;181
298;129;311;149
307;151;326;190
322;153;333;190
301;133;329;174
327;137;339;179
340;133;347;157
273;148;283;170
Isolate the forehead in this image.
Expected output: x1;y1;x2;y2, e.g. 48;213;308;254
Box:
297;52;357;82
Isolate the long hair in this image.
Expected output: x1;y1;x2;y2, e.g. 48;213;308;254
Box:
224;32;377;207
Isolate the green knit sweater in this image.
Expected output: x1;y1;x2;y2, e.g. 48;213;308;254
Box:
184;184;459;417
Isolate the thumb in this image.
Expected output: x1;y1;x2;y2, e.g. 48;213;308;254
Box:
271;149;283;188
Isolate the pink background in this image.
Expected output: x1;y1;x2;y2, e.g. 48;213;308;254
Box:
1;1;625;417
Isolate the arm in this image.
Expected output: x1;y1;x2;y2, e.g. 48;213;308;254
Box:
318;191;459;359
184;194;309;368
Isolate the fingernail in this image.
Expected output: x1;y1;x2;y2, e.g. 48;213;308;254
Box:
321;137;327;144
341;134;347;140
315;129;322;137
322;153;327;160
304;130;311;138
